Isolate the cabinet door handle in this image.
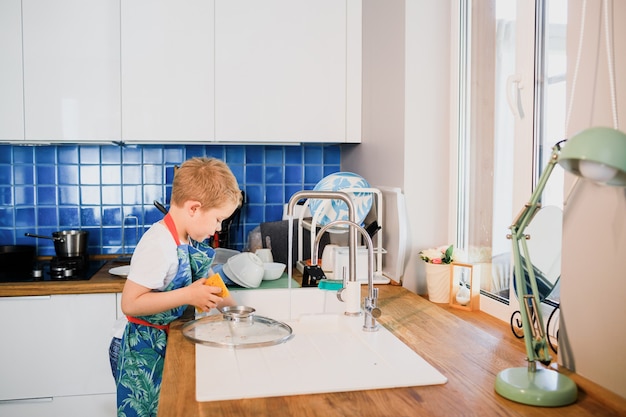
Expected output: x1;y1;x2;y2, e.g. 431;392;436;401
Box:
0;295;51;302
0;397;54;404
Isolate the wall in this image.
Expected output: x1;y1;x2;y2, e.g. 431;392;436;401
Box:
343;0;453;292
0;143;340;255
559;0;626;399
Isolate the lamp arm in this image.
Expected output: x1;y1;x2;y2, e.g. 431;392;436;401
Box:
509;144;561;366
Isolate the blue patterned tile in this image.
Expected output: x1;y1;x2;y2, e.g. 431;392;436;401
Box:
0;228;13;243
14;147;33;164
80;186;101;205
2;143;342;253
285;165;303;184
101;185;122;205
304;165;323;184
37;186;57;205
164;146;184;164
265;147;283;164
59;207;80;227
101;165;121;185
186;145;207;159
0;145;11;163
15;207;35;228
14;165;34;185
225;146;245;164
122;185;142;205
285;146;302;164
264;204;283;222
80;207;101;226
244;185;263;204
245;145;263;164
122;146;142;164
0;165;11;184
143;165;163;184
58;165;79;185
323;166;341;177
245;204;264;224
143;184;164;204
303;145;323;164
102;207;122;226
265;185;284;204
58;146;79;164
36;165;56;185
80;146;100;164
265;166;283;184
35;146;56;164
102;146;122;164
245;165;263;184
58;186;79;205
122;165;142;184
143;147;163;164
324;145;341;164
0;207;12;227
80;165;101;185
102;227;121;247
0;186;12;205
14;187;34;205
37;207;57;226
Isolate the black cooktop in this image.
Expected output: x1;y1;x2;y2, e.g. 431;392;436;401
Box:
0;259;107;283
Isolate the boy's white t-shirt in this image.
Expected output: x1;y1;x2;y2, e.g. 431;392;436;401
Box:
127;221;179;290
112;221;179;339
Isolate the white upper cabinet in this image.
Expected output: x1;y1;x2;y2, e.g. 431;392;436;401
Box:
0;0;24;141
22;0;121;142
214;0;362;143
121;0;215;142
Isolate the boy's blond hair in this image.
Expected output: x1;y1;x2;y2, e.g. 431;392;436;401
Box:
171;157;241;210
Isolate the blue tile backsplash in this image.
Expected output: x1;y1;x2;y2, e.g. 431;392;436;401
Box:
0;143;341;255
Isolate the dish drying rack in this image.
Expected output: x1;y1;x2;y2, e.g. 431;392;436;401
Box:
294;187;389;284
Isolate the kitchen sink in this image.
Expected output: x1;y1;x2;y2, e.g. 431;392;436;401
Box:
194;288;447;402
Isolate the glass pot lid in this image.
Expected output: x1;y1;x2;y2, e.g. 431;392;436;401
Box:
182;306;293;349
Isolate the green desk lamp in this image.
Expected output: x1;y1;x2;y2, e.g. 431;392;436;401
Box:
495;126;626;406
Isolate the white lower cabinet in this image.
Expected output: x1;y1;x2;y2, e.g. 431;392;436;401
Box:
0;293;117;415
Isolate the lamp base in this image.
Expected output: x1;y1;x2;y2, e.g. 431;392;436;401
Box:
495;367;577;407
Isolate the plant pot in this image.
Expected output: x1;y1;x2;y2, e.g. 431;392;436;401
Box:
424;263;450;303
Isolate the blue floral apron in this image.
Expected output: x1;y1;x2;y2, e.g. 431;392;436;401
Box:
116;213;214;417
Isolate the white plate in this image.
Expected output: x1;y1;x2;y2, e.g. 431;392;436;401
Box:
109;265;130;277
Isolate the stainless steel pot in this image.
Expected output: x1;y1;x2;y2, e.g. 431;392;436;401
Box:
25;230;89;258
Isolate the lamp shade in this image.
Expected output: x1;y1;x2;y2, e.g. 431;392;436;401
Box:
558;127;626;186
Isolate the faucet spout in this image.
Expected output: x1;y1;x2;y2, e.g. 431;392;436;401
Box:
286;191;358;283
315;220;381;331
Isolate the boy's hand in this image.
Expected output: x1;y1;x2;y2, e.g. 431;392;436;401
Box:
192;273;230;312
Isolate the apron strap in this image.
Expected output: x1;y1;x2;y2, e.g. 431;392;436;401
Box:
163;213;181;246
126;315;170;335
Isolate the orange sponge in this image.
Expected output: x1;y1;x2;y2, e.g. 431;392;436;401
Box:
204;273;230;298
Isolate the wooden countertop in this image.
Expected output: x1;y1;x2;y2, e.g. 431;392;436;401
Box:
0;259;127;296
159;284;626;417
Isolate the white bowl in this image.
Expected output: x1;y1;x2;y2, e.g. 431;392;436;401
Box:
225;252;264;288
263;262;286;280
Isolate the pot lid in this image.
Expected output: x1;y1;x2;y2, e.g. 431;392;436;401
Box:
182;307;293;349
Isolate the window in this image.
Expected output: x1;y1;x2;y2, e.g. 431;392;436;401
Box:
454;0;567;320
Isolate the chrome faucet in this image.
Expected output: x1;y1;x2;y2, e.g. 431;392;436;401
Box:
315;220;381;332
286;191;358;284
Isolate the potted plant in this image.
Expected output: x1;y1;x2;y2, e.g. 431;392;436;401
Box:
419;245;457;303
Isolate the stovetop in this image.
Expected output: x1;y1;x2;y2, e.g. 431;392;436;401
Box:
0;258;107;283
